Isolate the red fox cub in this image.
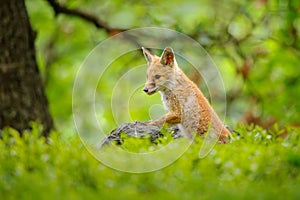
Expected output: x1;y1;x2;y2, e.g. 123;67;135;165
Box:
142;47;233;144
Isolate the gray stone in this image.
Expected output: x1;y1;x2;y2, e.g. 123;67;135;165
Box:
99;121;183;147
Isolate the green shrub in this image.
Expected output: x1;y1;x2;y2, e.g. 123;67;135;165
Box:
0;125;299;199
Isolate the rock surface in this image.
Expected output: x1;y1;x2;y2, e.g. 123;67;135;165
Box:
99;121;182;147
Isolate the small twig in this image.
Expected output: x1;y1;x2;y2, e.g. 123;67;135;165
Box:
45;0;146;49
46;0;126;33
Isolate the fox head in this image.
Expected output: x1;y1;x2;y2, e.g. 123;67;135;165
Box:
142;47;177;95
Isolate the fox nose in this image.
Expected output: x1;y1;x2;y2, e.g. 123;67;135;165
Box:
143;88;148;93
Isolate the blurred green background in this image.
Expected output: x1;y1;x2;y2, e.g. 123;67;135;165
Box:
25;0;300;137
1;1;300;199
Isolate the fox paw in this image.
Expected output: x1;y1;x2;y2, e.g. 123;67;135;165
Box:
145;120;157;126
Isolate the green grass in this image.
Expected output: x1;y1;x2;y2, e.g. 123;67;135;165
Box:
0;124;299;200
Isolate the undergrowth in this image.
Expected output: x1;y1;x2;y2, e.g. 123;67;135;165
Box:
0;124;299;200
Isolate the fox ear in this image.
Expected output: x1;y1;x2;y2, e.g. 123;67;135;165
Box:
142;47;153;65
160;47;174;67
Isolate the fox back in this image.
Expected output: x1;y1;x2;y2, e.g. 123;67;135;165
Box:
142;47;233;143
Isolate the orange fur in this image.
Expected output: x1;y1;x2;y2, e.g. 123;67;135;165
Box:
142;47;233;143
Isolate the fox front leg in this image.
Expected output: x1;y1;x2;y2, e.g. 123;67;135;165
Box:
146;112;181;127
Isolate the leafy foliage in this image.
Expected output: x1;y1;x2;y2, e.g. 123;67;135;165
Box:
0;126;299;199
25;0;300;133
8;0;299;199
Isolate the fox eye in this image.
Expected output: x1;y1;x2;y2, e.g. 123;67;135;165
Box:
154;74;161;79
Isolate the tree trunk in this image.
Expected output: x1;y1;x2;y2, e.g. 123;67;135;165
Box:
0;0;53;135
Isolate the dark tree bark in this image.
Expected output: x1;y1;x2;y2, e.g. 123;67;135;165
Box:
0;0;53;135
